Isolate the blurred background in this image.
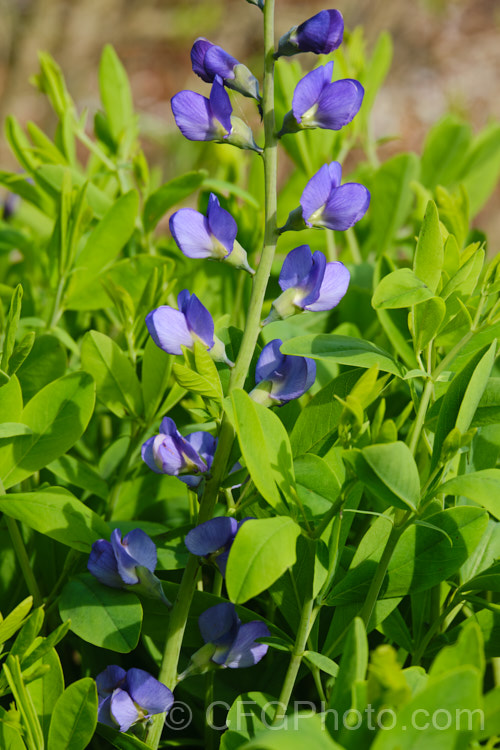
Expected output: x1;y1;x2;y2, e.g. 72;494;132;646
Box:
1;0;499;235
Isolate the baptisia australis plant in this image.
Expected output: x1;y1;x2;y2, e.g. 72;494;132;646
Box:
96;666;173;732
169;193;255;273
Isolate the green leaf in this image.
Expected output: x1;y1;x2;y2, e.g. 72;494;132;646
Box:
0;423;33;438
173;345;223;403
143;171;205;233
59;573;142;652
81;330;143;418
28;649;64;745
325;618;367;735
413;200;444;293
96;724;151;749
226;517;301;604
455;340;497;434
34;165;112;218
281;335;403;376
0;371;96;490
294;454;342;517
0;487;109;552
47;678;97;750
99;45;135;142
231;389;295;509
2;655;44;750
345;441;420;511
241;715;343;749
458;121;500;216
46;455;108;500
0;721;26;750
0;376;23;422
303;650;339;677
372;268;433;309
141;337;172;422
420;115;472;189
1;284;23;372
413;296;446;351
438;469;500;520
0;597;33;645
368;152;420;256
16;335;67;403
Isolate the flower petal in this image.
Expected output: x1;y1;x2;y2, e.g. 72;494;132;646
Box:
199;602;239;647
206;193;237;255
322;183;371;230
278;245;313;291
169;208;214;259
204;45;238;81
152;434;188;475
314;79;364;130
97;695;115;727
300;164;333;225
122;529;157;573
145;306;193;355
87;540;122;588
126;668;174;715
171;90;216;141
110;528;140;585
96;665;127;698
110;688;139;732
141;436;162;474
298;250;327;308
255;339;284;383
292;64;330;121
305;261;351;311
182;293;215;349
184;430;217;470
159;417;179;436
296;9;344;54
191;38;213;82
304;358;317;393
209;77;232;134
269;354;309;403
223;620;270;668
185;517;238;557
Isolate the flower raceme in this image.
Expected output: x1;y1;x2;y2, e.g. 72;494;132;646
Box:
88;528;170;606
171;76;261;152
266;244;350;322
191;38;261;101
250;338;316;406
169;193;254;273
276;9;344;58
96;665;173;733
145;289;232;364
142;417;217;488
198;602;269;669
185;516;249;576
282;162;371;233
278;62;364;136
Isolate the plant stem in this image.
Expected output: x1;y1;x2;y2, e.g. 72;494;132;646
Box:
272;598;317;725
5;516;43;607
145;4;278;746
407;378;433;456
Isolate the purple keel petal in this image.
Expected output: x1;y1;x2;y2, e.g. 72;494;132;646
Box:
199;602;239;647
296;10;344;54
314;79;364;130
111;528;140;585
270;355;309;403
278;245;314;291
328;162;343;189
184;430;217;470
141;436;163;474
152;435;188;475
305;261;350;311
292;62;333;121
88;540;123;588
185;517;238;556
224;621;270;668
122;529;157;573
170;209;214;259
191;38;213;82
300;164;334;225
209;77;232;135
145;306;193;355
206;194;237;255
322;183;371;230
96;665;127;698
97;695;115;727
126;668;174;715
298;250;327;308
205;45;238;81
110;688;140;732
255;339;284;383
171;91;217;142
304;358;317;393
183;293;215;349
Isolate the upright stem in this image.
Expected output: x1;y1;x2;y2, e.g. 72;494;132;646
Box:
145;4;278;746
5;516;43;607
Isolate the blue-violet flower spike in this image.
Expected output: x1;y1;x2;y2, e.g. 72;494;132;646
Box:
169;193;254;274
185;517;249;576
279;62;364;136
171;77;261;153
276;9;344;58
265;245;350;322
145;289;233;365
88;528;171;606
96;666;174;733
191;38;261;101
281;162;370;233
142;416;217;488
198;602;270;668
250;338;316;406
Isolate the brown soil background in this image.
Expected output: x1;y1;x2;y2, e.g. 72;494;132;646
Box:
1;0;499;239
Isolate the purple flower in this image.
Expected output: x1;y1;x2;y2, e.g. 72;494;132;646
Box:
279;62;364;136
191;38;260;101
171;77;261;152
145;290;232;364
185;517;249;576
199;602;270;668
169;193;254;274
266;245;350;321
96;666;173;732
142;417;217;488
276;9;344;58
282;162;370;233
88;528;170;606
250;338;316;406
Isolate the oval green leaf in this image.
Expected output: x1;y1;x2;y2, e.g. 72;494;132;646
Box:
47;677;97;750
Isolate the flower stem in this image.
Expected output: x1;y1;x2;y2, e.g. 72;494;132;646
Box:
145;3;278;746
